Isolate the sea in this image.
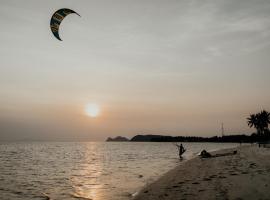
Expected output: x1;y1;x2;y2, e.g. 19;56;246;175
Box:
0;142;238;200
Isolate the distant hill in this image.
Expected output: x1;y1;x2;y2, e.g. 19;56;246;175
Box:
130;134;259;143
130;135;164;142
106;136;129;142
106;133;265;143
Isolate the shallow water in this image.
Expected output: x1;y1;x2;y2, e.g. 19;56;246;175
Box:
0;142;238;200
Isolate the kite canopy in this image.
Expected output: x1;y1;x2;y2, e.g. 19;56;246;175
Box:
50;8;80;41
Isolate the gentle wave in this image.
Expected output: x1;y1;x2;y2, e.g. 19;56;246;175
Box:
0;142;238;200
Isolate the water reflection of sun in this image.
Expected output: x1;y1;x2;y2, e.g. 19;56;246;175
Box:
72;185;102;200
71;143;104;200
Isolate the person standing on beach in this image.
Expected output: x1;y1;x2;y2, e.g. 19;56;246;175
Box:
176;143;186;158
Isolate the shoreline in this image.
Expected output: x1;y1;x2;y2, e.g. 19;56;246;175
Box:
133;145;270;200
132;145;237;197
131;144;236;198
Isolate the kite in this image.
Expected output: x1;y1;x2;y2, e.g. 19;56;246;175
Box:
50;8;80;41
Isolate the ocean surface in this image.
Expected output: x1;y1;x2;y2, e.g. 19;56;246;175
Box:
0;142;238;200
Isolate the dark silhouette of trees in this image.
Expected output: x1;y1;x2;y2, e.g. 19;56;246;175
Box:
131;134;256;143
247;110;270;141
126;111;270;143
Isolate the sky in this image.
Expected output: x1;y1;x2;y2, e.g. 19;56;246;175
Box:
0;0;270;141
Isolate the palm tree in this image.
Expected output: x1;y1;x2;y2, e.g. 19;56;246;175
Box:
247;114;260;135
247;110;270;137
258;110;270;135
247;114;258;129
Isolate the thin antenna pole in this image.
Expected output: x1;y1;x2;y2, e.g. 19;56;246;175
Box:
221;123;224;137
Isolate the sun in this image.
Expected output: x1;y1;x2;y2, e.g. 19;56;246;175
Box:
85;103;100;118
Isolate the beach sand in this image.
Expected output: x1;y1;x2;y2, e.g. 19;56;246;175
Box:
134;145;270;200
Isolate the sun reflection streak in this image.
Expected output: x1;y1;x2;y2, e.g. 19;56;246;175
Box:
71;143;104;200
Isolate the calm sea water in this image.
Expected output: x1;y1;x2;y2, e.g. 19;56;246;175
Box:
0;142;238;200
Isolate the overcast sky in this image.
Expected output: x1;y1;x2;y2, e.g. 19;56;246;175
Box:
0;0;270;141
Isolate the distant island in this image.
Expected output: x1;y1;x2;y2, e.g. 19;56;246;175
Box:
106;136;129;142
130;135;164;142
130;134;258;143
106;110;270;143
106;134;266;143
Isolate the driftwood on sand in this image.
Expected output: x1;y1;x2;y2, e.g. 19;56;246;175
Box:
200;149;237;158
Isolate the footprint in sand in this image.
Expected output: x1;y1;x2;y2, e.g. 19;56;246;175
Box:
249;163;256;168
241;171;248;174
203;177;211;181
218;176;226;179
192;182;199;185
183;193;193;196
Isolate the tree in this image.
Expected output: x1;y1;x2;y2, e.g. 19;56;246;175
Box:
247;114;258;130
258;110;270;135
247;110;270;138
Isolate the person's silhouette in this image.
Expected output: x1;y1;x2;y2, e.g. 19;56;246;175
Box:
176;143;186;158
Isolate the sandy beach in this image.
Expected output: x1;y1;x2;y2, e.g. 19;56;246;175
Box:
134;145;270;200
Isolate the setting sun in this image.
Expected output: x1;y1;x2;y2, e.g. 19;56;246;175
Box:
85;103;100;118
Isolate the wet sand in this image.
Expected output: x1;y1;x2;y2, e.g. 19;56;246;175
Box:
134;145;270;200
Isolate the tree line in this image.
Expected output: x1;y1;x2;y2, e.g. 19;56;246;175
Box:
131;110;270;143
